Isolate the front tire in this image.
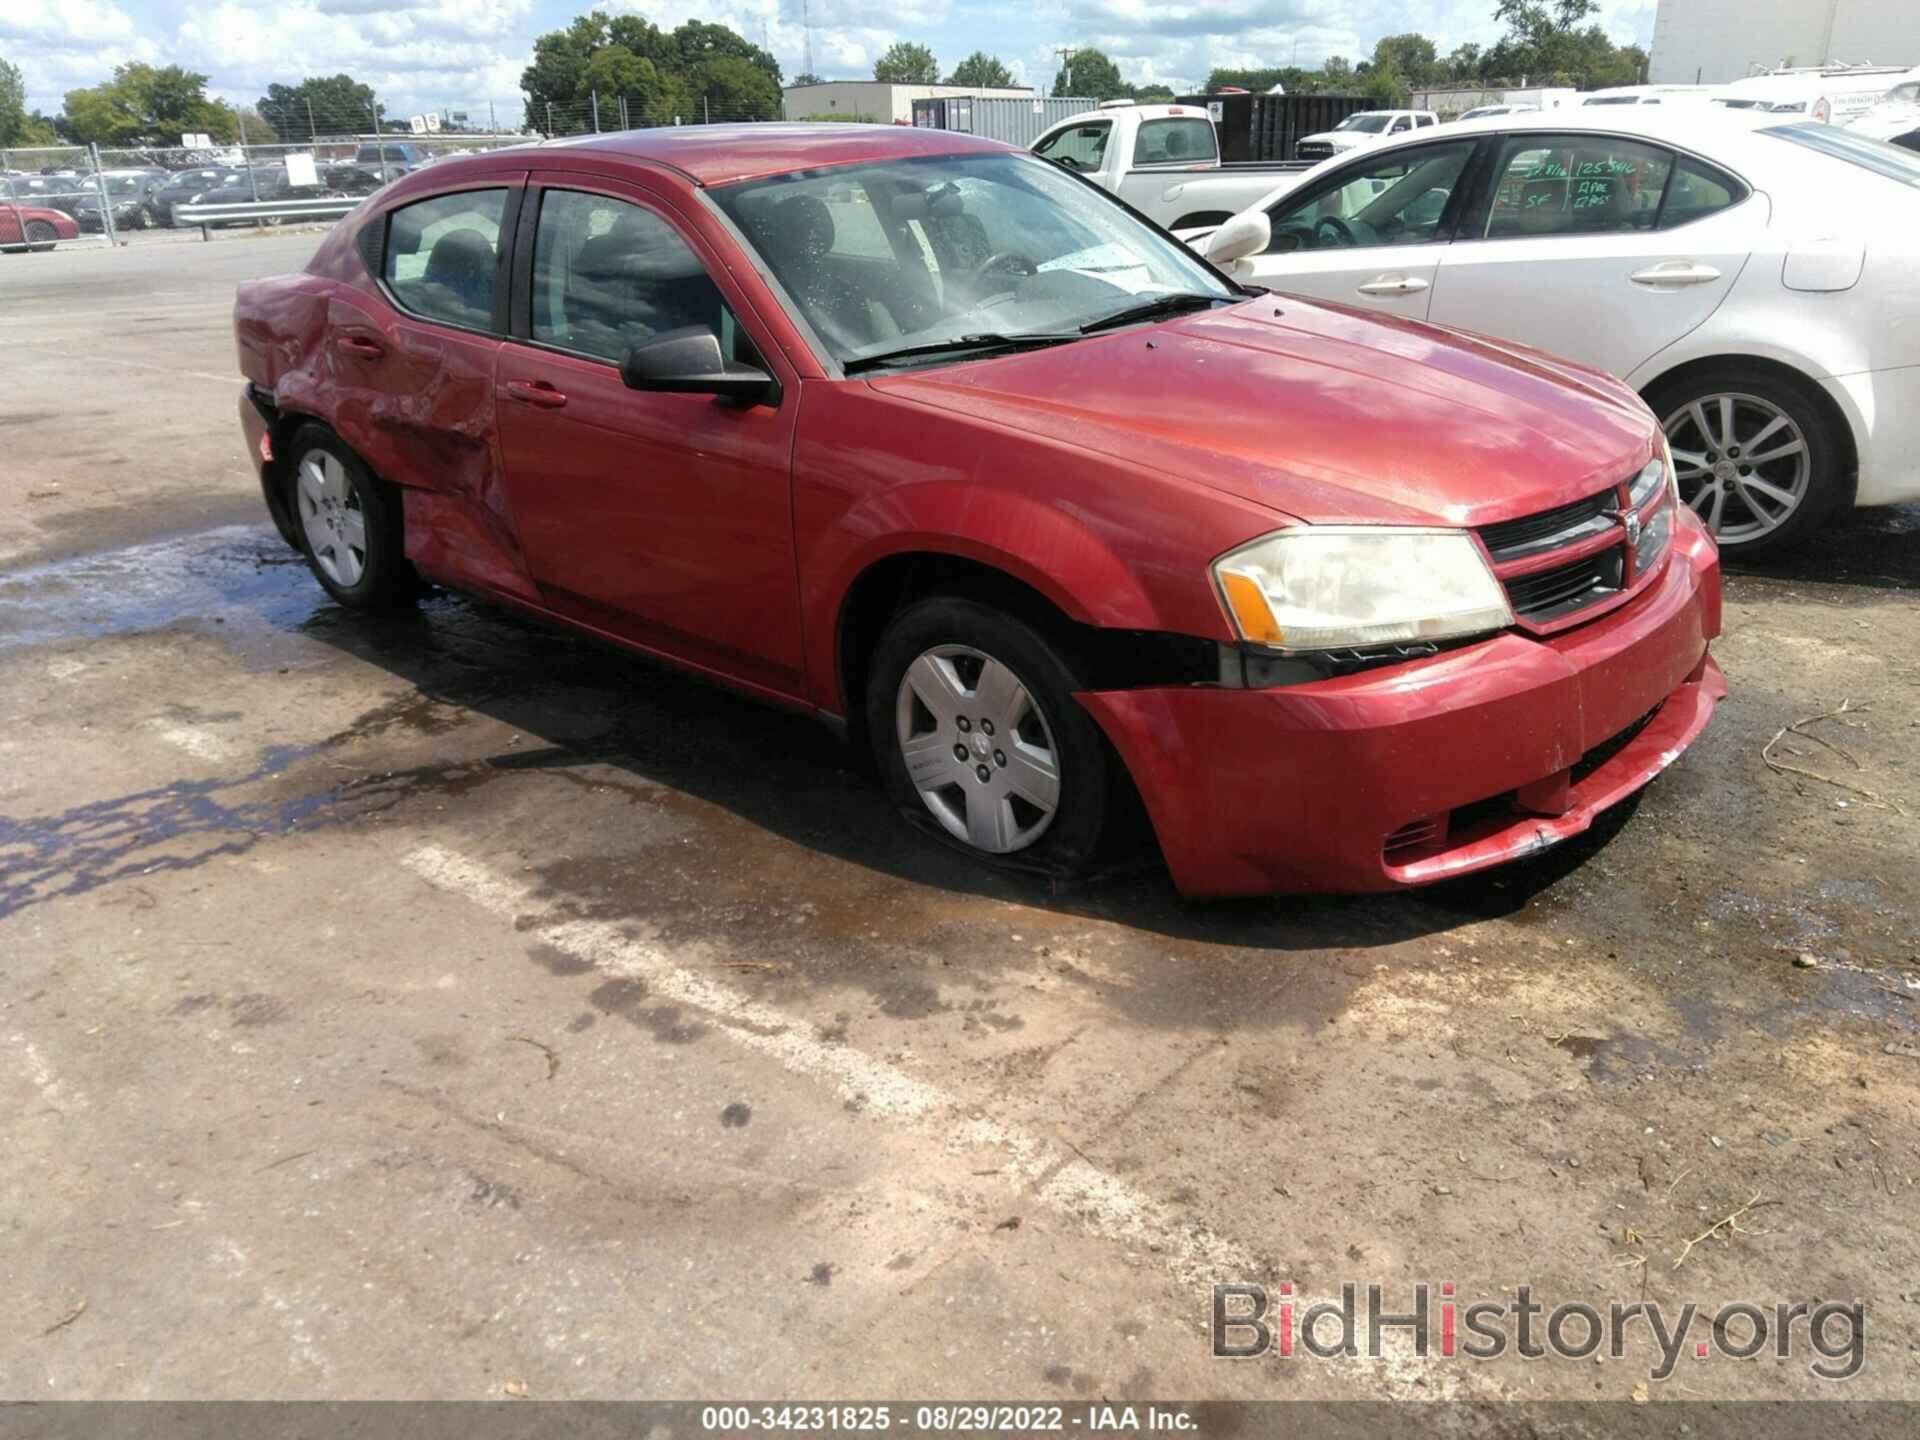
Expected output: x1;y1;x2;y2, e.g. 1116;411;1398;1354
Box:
25;220;57;252
867;596;1111;876
1647;366;1843;559
286;424;416;611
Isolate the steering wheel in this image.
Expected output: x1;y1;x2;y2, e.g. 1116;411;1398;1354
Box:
970;250;1039;284
1314;215;1357;247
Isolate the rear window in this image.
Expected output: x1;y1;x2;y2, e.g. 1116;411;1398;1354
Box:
383;188;508;331
1762;121;1920;189
1132;118;1217;165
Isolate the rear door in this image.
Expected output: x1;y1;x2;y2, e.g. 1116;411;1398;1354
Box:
1239;138;1481;316
490;173;805;699
1428;133;1755;378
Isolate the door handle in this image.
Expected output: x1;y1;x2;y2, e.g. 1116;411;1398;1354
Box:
1356;275;1430;297
1629;261;1721;288
503;379;568;410
335;334;385;358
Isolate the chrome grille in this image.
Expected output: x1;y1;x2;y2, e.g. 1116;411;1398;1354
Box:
1477;488;1616;562
1503;550;1624;623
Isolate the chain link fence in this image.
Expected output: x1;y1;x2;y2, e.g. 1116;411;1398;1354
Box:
2;91;793;254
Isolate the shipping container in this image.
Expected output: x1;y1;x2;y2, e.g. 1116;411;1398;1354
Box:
911;95;1096;147
1178;92;1373;163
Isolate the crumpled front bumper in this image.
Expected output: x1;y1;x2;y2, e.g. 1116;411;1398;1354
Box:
1078;510;1725;897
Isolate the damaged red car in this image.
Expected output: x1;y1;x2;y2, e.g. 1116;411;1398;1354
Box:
233;125;1724;897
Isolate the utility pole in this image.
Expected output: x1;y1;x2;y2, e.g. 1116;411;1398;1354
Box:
1054;46;1076;93
592;90;600;132
802;0;816;82
489;98;497;132
704;95;710;124
546;101;554;136
306;97;317;141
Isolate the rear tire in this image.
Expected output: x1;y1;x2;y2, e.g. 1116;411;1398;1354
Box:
1645;365;1844;560
285;424;417;611
867;596;1111;876
25;220;56;252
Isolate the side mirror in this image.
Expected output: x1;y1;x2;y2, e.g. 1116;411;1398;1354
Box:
620;326;779;405
1204;210;1270;267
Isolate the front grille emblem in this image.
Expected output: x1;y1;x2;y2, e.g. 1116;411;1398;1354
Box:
1604;508;1642;546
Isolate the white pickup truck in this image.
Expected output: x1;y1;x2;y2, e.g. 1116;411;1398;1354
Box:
1291;109;1441;163
1030;102;1310;231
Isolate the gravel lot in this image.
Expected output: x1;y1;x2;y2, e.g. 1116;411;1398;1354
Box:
1;237;1916;1407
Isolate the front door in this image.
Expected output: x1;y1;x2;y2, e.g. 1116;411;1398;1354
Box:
1242;138;1480;317
492;177;805;700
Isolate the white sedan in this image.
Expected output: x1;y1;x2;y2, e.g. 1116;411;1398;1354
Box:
1190;108;1920;556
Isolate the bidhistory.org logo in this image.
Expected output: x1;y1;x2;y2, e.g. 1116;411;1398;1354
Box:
1212;1282;1865;1381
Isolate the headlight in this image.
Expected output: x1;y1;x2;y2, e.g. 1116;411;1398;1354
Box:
1627;454;1666;508
1213;526;1513;654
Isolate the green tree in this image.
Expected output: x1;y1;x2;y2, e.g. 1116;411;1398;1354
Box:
585;46;688;125
257;74;379;139
946;52;1012;88
1052;47;1127;100
692;55;780;121
522;12;611;124
1320;56;1356;89
1371;33;1438;88
792;72;825;87
874;42;938;84
1134;84;1176;102
61;64;238;145
672;20;780;84
0;56;56;145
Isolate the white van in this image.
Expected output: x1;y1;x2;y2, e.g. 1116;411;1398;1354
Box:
1847;67;1920;145
1711;65;1910;125
1581;85;1715;106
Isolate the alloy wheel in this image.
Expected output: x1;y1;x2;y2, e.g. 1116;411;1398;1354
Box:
296;450;368;588
1662;392;1811;545
894;644;1061;854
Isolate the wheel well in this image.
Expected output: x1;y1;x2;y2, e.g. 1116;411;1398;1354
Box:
1640;354;1859;497
834;552;1214;756
1170;210;1233;232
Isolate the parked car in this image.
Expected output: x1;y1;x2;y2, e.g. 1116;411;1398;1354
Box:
232;124;1724;897
1;173;96;218
1294;109;1440;162
150;167;247;226
1189;107;1920;556
186;170;345;226
323;142;430;193
0;201;79;251
1456;104;1537;121
1030;103;1311;230
73;172;164;231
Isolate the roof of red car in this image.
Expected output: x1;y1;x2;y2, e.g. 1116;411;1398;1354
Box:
509;122;1015;187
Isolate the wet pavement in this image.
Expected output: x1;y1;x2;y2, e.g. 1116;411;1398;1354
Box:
2;236;1918;1408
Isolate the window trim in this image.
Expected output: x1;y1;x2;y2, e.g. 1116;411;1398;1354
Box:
505;175;786;391
1262;136;1487;254
1450;131;1755;244
372;179;522;338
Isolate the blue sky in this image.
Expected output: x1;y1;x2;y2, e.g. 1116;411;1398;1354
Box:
3;1;1658;128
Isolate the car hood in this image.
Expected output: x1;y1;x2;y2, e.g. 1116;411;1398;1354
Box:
869;298;1658;529
1298;129;1370;147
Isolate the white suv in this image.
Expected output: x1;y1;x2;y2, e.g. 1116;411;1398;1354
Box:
1294;110;1439;162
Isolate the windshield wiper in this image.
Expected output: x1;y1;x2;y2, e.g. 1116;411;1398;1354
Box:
1078;293;1225;334
843;332;1079;374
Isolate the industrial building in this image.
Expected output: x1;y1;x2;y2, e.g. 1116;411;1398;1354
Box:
1648;0;1917;84
781;81;1035;124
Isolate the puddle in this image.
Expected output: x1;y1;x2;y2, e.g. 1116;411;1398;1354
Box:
0;524;321;665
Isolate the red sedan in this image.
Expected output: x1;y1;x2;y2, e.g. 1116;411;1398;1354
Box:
233;124;1724;897
0;201;79;251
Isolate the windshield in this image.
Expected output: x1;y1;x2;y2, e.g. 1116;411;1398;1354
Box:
711;151;1235;366
1583;95;1642;105
1882;82;1920;105
101;176;144;196
1762;121;1920;189
1335;114;1392;133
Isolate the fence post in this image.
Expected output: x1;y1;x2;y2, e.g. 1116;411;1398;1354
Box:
704;95;710;124
545;102;554;136
592;90;601;132
88;143;119;247
235;111;264;230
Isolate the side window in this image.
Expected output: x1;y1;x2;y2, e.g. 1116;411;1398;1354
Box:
384;188;508;331
1660;156;1747;228
1133;118;1218;166
1416;114;1437;128
1266;141;1475;253
529;189;741;366
1034;121;1112;173
1482;135;1673;239
1388;116;1410;133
